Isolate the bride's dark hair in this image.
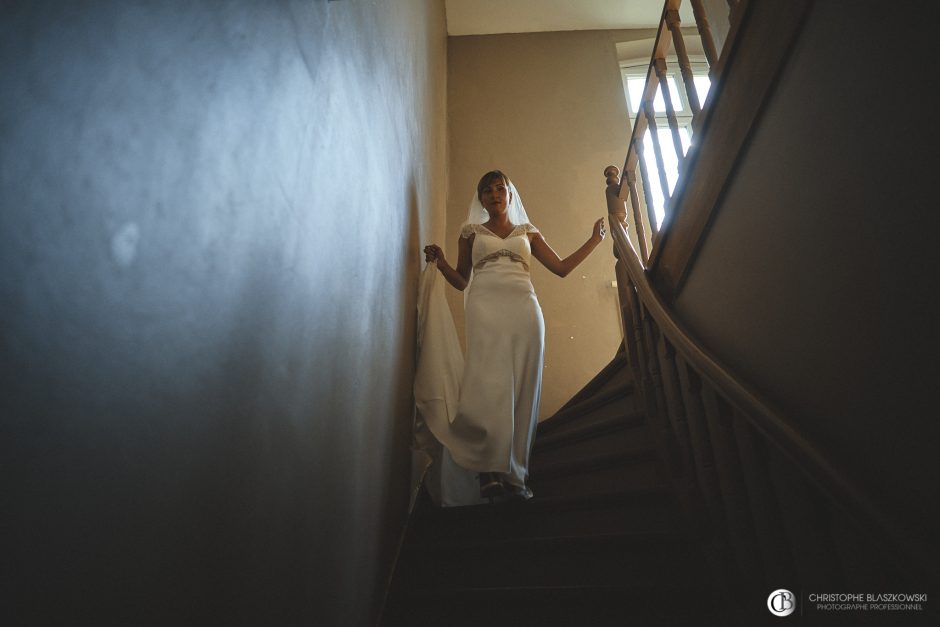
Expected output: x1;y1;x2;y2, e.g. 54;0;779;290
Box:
476;170;510;200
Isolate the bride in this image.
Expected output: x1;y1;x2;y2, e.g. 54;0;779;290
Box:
423;170;606;502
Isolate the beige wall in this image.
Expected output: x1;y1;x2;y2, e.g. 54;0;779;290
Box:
447;29;653;418
0;1;446;624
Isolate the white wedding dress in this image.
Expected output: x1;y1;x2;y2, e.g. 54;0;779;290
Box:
413;222;544;506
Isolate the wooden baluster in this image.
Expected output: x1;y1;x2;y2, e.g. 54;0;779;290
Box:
764;444;843;588
676;362;748;623
690;0;719;75
656;334;695;478
619;275;664;464
699;384;764;586
665;9;701;117
730;409;797;587
614;262;640;374
639;310;683;475
675;360;725;535
654;333;720;541
642;99;671;224
653;57;687;176
624;168;649;262
827;503;893;591
618;270;647;393
612;257;626;334
623;286;668;480
633;134;659;236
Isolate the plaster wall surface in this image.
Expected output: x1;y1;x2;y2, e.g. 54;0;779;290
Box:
446;29;648;418
674;0;937;543
0;1;447;624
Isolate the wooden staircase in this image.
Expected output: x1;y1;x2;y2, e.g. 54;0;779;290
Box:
382;352;733;626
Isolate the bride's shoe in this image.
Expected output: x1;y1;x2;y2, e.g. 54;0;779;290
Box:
479;472;506;502
502;483;533;501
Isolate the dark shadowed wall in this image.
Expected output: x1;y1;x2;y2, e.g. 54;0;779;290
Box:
0;1;446;624
674;0;937;553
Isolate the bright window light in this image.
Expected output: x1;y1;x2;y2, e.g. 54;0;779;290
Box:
693;75;711;106
627;76;683;114
620;60;710;230
642;128;691;228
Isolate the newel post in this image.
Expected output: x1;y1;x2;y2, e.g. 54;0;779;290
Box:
603;165;628;228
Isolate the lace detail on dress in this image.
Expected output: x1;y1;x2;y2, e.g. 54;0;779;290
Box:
473;249;530;272
461;223;538;239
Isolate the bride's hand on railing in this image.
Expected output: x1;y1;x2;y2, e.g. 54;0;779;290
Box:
592;218;607;243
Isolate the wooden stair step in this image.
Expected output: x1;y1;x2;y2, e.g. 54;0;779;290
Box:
529;451;666;498
408;528;689;553
395;531;707;591
383;353;735;626
533;410;645;452
530;448;659;480
417;484;672;519
536;382;637;436
556;349;629;412
408;486;681;542
531;413;651;468
384;583;725;626
591;360;633;398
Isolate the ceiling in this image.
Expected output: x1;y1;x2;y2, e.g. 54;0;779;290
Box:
444;0;696;36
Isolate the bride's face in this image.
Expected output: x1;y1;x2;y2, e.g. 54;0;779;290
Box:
480;179;511;214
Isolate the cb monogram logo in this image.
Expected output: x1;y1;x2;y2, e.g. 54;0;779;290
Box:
768;589;796;617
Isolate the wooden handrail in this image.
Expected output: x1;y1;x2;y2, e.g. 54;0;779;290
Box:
616;0;732;262
617;0;672;206
606;218;931;579
602;0;931;603
645;0;816;301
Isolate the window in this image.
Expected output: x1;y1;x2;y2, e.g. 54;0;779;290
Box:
621;59;710;228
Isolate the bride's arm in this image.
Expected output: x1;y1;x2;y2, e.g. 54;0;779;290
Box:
424;235;473;291
530;218;606;278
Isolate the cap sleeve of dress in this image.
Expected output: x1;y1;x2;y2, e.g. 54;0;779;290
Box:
460;224;477;239
522;223;539;234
